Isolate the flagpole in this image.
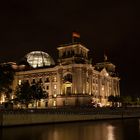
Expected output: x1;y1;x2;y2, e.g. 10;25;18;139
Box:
72;32;80;44
72;34;74;44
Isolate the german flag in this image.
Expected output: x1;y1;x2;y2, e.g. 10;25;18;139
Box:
72;32;80;38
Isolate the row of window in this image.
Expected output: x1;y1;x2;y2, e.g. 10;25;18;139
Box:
45;84;57;90
18;76;57;85
18;80;57;91
60;49;87;58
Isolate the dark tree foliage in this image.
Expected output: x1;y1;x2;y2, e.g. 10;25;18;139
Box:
31;82;48;107
15;81;48;108
31;82;48;100
121;96;132;106
108;95;121;107
108;95;115;103
15;81;33;108
0;64;15;100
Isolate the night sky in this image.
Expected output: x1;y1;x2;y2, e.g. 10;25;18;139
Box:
0;0;140;96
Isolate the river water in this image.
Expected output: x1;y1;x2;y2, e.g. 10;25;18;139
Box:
0;119;140;140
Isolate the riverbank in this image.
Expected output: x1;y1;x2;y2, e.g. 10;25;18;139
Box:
0;107;140;126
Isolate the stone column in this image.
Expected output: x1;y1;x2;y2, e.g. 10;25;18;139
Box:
117;80;120;96
111;79;114;96
98;75;101;98
76;68;83;94
115;80;118;96
88;69;92;95
49;74;52;97
58;68;63;95
72;67;76;94
116;80;120;96
82;67;87;94
98;75;102;103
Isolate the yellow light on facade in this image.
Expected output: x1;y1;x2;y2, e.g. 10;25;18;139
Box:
2;95;5;102
53;94;57;98
106;73;109;76
11;95;14;99
53;100;56;106
18;80;22;85
54;84;57;89
54;76;57;82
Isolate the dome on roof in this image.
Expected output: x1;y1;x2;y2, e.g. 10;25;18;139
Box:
26;51;55;68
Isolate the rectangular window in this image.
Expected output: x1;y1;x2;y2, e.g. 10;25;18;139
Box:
45;77;50;83
38;101;41;107
18;80;22;85
53;100;56;106
32;79;35;84
54;84;57;89
54;76;57;82
39;78;42;83
46;85;49;90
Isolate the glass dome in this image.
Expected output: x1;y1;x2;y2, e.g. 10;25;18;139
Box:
26;51;55;68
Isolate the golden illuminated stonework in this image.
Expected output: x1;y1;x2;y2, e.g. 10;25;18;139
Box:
3;42;120;108
26;51;55;68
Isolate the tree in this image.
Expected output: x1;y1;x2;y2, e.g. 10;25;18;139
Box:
31;82;48;108
108;95;121;107
121;96;132;107
0;63;15;102
131;96;140;105
108;95;115;106
114;95;121;107
15;81;33;108
15;81;48;108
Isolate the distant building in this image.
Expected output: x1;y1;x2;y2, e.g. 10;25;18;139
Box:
1;42;120;108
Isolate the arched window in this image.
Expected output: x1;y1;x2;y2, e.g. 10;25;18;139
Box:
63;74;72;82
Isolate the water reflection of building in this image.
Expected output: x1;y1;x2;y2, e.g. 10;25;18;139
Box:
1;42;120;108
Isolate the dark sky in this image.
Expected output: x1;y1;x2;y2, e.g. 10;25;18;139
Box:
0;0;140;96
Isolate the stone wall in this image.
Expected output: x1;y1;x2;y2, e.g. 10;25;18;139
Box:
1;114;121;126
1;108;140;126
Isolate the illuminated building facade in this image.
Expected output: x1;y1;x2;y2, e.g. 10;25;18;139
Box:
1;42;120;107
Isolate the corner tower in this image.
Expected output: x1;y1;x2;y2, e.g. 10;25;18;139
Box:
57;43;89;65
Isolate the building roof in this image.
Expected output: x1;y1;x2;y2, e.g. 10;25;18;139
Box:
25;51;55;68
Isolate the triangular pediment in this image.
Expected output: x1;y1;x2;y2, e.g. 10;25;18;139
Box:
100;68;109;77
